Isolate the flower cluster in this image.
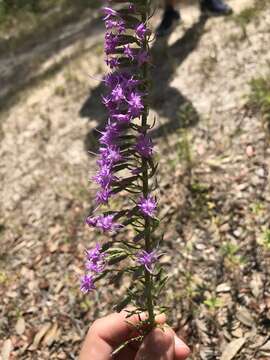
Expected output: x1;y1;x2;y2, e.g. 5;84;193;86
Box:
91;5;152;209
80;244;106;293
138;195;157;217
136;250;158;273
86;214;121;233
81;1;165;330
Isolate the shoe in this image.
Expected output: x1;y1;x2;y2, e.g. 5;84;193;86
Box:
200;0;233;16
156;6;181;38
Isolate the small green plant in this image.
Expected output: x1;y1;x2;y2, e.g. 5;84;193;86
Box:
249;76;270;126
204;296;223;310
188;181;211;217
259;228;270;250
178;102;198;128
221;242;245;266
0;270;7;284
234;7;258;26
250;202;265;216
177;129;192;169
232;2;267;38
54;85;66;97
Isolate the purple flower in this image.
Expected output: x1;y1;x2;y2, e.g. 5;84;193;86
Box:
111;83;126;102
131;167;141;175
105;19;126;33
96;214;121;232
102;95;117;112
95;188;112;205
136;50;151;66
99;121;121;146
115;19;126;34
93;164;117;188
85;216;97;227
99;145;122;165
135;23;149;40
112;113;131;123
137;250;158;273
105;19;117;30
86;261;105;273
102;7;118;21
86;214;121;232
85;244;106;274
138;195;157;217
127;92;144;117
105;33;120;55
106;57;120;69
80;274;95;293
123;44;134;60
123;76;140;90
104;73;119;88
135;134;153;158
86;244;103;263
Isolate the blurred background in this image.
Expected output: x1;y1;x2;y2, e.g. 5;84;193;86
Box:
0;0;270;359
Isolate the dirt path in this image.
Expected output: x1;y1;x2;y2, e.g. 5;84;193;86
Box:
0;1;270;359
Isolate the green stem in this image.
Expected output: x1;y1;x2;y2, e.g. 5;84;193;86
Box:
141;2;155;329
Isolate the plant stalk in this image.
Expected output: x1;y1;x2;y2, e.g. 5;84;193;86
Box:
141;2;155;328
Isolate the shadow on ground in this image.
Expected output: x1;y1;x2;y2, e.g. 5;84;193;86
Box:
0;15;103;111
80;15;208;152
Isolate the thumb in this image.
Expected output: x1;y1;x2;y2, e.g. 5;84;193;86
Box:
135;327;174;360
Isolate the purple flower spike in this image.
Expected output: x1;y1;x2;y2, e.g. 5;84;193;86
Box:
138;195;157;217
135;134;153;158
137;250;158;273
81;0;163;308
80;274;95;293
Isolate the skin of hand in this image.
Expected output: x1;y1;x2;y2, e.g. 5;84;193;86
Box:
79;312;191;360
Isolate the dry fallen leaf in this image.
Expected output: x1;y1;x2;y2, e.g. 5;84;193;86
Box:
250;272;263;299
216;283;231;293
15;317;25;336
29;323;51;351
220;337;246;360
260;340;270;352
42;323;59;347
1;339;13;360
236;306;254;328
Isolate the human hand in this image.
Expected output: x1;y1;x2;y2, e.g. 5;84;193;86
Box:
79;312;191;360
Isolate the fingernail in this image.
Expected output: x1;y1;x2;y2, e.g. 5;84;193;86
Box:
174;336;191;353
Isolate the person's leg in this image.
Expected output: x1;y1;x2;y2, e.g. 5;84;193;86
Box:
156;0;181;38
200;0;233;15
